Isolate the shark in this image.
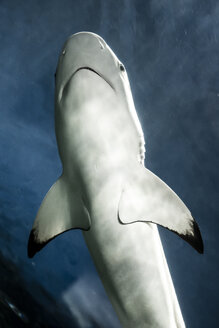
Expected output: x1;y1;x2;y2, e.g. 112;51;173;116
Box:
28;32;203;328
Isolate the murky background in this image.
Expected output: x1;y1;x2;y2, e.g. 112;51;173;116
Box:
0;0;218;327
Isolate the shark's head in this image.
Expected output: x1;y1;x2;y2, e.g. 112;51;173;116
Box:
55;32;127;101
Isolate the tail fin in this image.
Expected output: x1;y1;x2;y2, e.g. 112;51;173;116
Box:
28;175;91;258
119;165;203;253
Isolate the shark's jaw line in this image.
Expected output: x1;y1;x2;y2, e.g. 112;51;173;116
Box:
59;65;115;108
72;66;115;91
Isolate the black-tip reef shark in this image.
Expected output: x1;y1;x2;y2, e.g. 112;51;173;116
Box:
28;32;203;328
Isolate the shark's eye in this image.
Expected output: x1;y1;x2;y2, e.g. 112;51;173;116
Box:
119;64;125;72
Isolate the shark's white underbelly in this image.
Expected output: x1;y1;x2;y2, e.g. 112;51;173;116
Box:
56;69;141;183
57;70;185;327
82;187;185;328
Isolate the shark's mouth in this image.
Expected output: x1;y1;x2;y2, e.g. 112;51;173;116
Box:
72;66;115;91
59;66;115;102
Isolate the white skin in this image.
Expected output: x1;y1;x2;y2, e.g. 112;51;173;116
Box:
30;32;202;327
55;33;185;327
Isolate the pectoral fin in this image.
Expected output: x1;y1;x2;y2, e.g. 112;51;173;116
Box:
119;165;203;253
28;175;91;258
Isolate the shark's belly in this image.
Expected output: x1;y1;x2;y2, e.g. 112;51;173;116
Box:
56;70;140;175
57;69;185;326
83;190;185;328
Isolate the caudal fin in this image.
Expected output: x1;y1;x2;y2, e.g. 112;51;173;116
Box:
119;165;203;253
